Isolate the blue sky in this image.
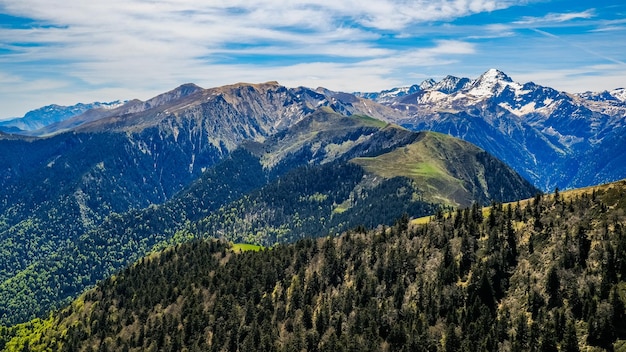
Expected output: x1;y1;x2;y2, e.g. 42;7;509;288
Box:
0;0;625;118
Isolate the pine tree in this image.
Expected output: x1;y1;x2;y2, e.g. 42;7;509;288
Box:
562;319;580;352
545;266;560;308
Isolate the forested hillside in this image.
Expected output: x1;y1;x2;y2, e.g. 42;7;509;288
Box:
3;180;626;351
0;148;263;325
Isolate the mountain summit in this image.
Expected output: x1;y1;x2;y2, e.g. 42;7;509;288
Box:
467;68;514;97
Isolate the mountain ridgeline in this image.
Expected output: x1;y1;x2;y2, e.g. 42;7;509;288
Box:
6;70;626;193
0;101;124;134
3;179;626;351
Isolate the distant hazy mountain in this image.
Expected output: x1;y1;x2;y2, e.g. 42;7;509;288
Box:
358;69;626;191
0;101;124;133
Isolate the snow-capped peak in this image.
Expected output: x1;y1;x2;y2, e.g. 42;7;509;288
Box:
378;85;420;99
353;84;420;103
611;88;626;102
575;89;626;103
419;79;436;90
467;69;515;97
484;68;512;81
432;75;471;94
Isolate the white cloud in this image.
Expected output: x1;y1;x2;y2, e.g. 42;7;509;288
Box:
515;9;595;25
590;25;626;33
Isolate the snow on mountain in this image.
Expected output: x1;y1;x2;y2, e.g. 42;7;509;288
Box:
577;90;620;102
419;79;436;90
360;68;626;191
353;84;420;103
611;88;626;102
432;75;471;94
466;69;518;97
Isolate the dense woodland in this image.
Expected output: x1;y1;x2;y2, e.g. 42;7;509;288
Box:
0;148;265;325
2;181;626;351
191;162;442;245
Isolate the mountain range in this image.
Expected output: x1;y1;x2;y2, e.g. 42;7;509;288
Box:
6;69;626;193
0;79;538;326
355;69;626;191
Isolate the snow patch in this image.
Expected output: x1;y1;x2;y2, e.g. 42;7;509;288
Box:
542;126;584;147
418;91;448;103
499;102;537;116
611;88;626;102
189;154;195;173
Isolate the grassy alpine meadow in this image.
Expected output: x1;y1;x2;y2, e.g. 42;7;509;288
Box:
230;243;264;252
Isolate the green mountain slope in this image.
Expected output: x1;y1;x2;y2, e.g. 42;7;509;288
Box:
352;131;537;207
194;162;440;245
4;180;626;351
0;148;265;325
195;121;537;246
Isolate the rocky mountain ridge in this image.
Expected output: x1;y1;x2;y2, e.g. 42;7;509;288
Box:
6;70;626;192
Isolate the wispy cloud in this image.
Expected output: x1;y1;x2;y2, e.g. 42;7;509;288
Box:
515;9;595;25
590;25;626;33
530;28;626;67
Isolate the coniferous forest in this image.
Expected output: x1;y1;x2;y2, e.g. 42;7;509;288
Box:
2;181;626;351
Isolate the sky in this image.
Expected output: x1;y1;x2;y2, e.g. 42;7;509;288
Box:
0;0;625;118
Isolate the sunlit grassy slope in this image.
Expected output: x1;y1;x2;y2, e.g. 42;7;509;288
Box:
231;243;264;252
352;131;479;207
